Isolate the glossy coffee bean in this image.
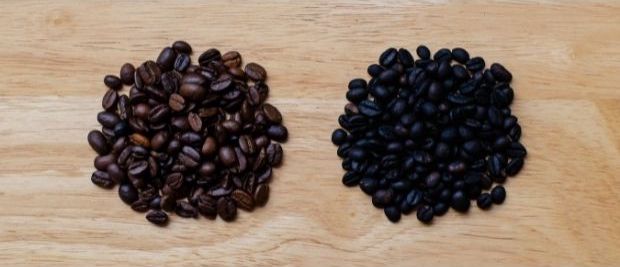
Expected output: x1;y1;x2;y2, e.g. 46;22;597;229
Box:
491;186;506;204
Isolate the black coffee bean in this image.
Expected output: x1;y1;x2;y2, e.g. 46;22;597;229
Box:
146;210;168;225
505;158;524;176
417;205;434;223
97;111;120;128
507;142;527;158
102;89;118;111
198;48;221;66
476;193;492;209
433;48;452;62
491;185;506;204
384;206;401;222
175;201;197;218
331;129;347;145
416;45;431;59
266;125;288;142
346;88;367;103
359;177;378;195
87;130;110;155
466;57;485;72
367;64;384;77
397;48;414;67
358;100;382;118
217;197;237;221
174;54;191;72
342;171;360;186
104;75;122;90
119;63;135;85
156;47;177;71
372;189;393;208
379;48;398;67
451;47;470;64
490;63;512;82
451;190;470;212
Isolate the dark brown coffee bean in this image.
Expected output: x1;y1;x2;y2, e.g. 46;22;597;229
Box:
156;47;177;71
247;85;261;106
182;146;201;162
197;194;217;219
161;195;176;211
180;132;201;146
217;197;237;221
267;125;288;142
179;83;206;102
174;54;191;72
106;163;125;183
102;90;118;111
244;62;267;81
111;136;129;155
91;171;114;188
181;72;207;85
210;74;233;92
201;137;218;157
132;103;150;120
222;51;242;68
128;160;149;179
238;135;256;155
98;112;121;131
187;112;202;132
118;183;139;204
88;130;110;155
175;201;197;218
117;95;130;120
231;189;254;211
104;75;122;90
266;143;283;166
94;154;116;171
137;60;161;86
120;63;135;85
168;93;186;112
198;162;216;177
131;199;150;212
146;210;168;225
218;146;237;167
262;103;282;124
171;116;190;131
254;135;270;149
234;147;247;173
150;131;168;151
253;184;269;206
128;117;148;133
148;104;170;124
221;120;241;134
172;40;192;54
198;48;221;66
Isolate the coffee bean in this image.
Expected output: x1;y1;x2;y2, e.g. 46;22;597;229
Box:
107;163;125;183
505;158;524;176
174;54;191;72
416;205;434;223
128;160;149;179
261;103;282;124
187;112;202;132
266;125;288;142
210;74;233;92
451;47;470;64
156;47;177;71
197;194;217;218
491;185;506;204
238;135;256;155
244;62;267;81
131;199;150;212
384;206;401;222
451;190;470;212
217;197;237;221
88;130;110;155
222;51;242;68
433;202;449;216
266;143;283;166
94;154;116;171
218;146;237;167
466;57;485;72
490;63;512;82
175;201;197;218
138;60;161;85
120;63;135;85
358;100;382;117
102;90;118;111
91;171;114;188
253;184;269;206
146;210;168;225
416;45;431;59
232;189;255;211
477;193;493;209
172;40;192;54
198;48;221;66
104;75;122;90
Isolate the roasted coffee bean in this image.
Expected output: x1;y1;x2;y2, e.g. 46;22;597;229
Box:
232;189;255;211
505;158;524;176
210;74;233;92
146;210;168;225
491;185;506;204
201;137;218;157
197;194;217;218
97;111;120;128
451;47;470;64
88;130;110;155
128;160;149;179
218;146;237;167
179;83;206;102
238;135;256;155
254;184;269;206
94;154;116;171
172;40;192;54
384;206;401;222
102;90;118;111
490;63;512;82
174;54;191;72
217;197;237;221
416;205;434;223
120;63;135;85
104;75;122;90
131;199;150;212
244;62;267;81
222;51;242;68
266;125;288;142
156;47;177;71
198;48;221;66
138;60;161;85
477;193;493;209
91;171;114;188
175;201;197;218
266;143;283;166
262;103;282;124
187;112;202;132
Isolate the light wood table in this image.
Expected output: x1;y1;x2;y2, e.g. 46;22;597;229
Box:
0;1;619;266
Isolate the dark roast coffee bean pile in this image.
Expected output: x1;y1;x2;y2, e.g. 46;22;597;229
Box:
88;41;287;225
332;46;526;223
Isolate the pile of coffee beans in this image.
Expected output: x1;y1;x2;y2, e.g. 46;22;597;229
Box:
332;45;526;223
88;41;287;225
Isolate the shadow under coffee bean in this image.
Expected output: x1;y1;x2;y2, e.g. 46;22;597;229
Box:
87;41;287;225
331;45;526;223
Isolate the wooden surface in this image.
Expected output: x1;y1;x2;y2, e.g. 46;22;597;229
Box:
0;1;619;266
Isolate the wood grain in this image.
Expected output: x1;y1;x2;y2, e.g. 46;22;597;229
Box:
0;1;619;266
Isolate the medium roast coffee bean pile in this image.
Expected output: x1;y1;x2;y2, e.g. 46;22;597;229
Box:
332;46;526;223
88;41;287;225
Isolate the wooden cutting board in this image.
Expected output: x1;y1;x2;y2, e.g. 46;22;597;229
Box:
0;1;619;266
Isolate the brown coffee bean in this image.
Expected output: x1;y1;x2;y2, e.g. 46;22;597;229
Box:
266;143;283;166
262;103;282;124
172;40;192;54
88;130;110;155
198;48;221;66
148;104;170;124
187;112;202;132
201;137;218;156
180;132;201;146
91;171;114;188
111;136;129;155
254;135;270;149
128;160;149;179
133;103;150;120
128;133;149;148
175;201;197;218
267;124;288;142
179;83;206;102
247;85;261;106
94;153;116;171
222;51;242;68
257;167;272;184
169;93;186;112
171;116;190;131
102;90;118;111
228;67;246;80
104;75;122;90
245;62;267;81
106;163;125;183
197;194;217;219
198;162;216;177
254;184;269;206
221;120;241;134
210;74;233;92
156;47;177;71
234;147;247;173
131;199;150;212
253;148;267;171
238;135;256;155
150;131;169;151
146;210;168;225
117;95;131;120
120;63;135;85
232;189;254;211
137;60;161;86
148;156;159;178
217;197;237;221
218;146;237;167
